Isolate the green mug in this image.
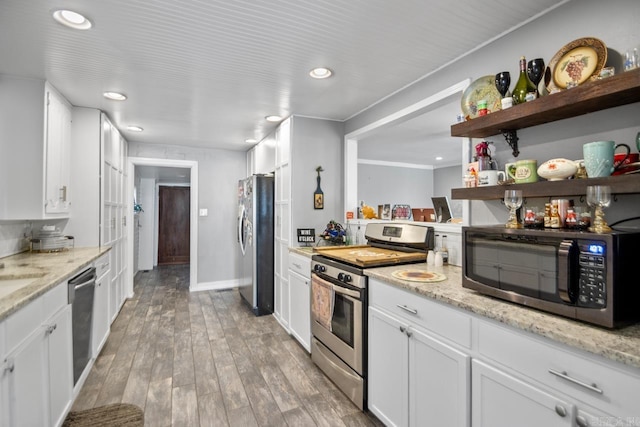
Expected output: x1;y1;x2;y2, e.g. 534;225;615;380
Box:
514;159;538;183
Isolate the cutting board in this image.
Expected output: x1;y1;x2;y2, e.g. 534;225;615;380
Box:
314;246;426;267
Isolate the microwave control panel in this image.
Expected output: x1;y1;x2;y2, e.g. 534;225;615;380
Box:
577;242;606;308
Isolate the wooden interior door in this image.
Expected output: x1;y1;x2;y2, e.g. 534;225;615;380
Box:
158;186;190;265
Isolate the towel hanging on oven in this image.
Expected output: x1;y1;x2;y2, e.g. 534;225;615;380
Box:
311;275;334;331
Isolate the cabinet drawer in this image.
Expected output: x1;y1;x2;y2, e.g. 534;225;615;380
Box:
5;294;44;352
42;280;68;321
369;279;471;349
288;252;311;278
477;319;640;416
95;253;110;279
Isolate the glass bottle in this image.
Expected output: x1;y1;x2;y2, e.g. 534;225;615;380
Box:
513;56;537;104
441;235;449;265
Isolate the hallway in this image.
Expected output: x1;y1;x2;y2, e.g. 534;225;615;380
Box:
72;265;381;426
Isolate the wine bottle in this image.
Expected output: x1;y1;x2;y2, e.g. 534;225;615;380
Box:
512;56;537;104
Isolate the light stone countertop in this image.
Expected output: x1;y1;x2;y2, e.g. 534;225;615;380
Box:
288;246;315;258
365;263;640;370
0;247;111;321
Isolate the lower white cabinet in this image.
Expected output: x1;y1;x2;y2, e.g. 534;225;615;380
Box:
368;282;471;427
93;254;111;357
472;359;573;427
0;282;73;427
288;252;311;352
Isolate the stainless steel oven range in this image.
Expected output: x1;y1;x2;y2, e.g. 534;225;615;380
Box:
310;222;434;410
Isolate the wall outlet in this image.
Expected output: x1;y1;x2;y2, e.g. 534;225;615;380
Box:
199;208;208;217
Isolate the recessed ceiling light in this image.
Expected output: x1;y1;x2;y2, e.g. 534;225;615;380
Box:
265;115;283;123
309;67;333;79
245;138;257;144
103;92;127;101
435;156;443;161
126;125;143;132
52;10;92;30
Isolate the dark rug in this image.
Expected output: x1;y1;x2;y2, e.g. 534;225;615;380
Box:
63;403;144;426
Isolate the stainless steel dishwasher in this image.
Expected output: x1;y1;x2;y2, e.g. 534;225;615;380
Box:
68;267;96;385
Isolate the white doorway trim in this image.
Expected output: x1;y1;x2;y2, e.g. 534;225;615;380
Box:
127;157;199;293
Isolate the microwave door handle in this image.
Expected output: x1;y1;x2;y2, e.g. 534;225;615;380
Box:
558;240;578;304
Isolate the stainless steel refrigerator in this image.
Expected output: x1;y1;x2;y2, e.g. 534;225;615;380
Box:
237;174;274;315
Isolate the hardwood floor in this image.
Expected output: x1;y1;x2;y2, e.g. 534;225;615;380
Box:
72;265;383;426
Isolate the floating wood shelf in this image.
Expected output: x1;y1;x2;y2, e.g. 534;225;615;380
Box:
451;174;640;200
450;68;640;156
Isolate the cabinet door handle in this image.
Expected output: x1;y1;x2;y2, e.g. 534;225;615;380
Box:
123;216;127;227
399;326;406;333
3;359;14;373
292;263;301;269
45;323;57;335
396;304;418;315
548;369;603;394
406;330;413;338
60;186;67;202
555;404;567;417
576;415;589;427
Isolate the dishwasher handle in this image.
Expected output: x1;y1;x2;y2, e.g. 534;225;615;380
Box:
68;267;96;304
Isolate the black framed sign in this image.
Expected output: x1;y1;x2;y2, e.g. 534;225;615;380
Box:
297;228;316;243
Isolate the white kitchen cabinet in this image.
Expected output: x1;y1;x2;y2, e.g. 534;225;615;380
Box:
288;252;311;352
0;281;73;427
368;279;471;427
93;253;111;357
472;359;573;427
368;306;409;427
0;76;72;219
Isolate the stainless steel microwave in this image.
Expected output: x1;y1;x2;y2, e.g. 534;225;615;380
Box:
462;226;640;328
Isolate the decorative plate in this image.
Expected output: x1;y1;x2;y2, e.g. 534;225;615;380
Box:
548;37;607;91
460;75;502;119
391;270;447;283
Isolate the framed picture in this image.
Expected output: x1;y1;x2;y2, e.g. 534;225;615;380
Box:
380;204;391;220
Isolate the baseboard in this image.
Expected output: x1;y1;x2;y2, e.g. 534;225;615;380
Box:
190;278;241;292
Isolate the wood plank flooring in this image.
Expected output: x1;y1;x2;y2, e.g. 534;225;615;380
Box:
72;265;383;426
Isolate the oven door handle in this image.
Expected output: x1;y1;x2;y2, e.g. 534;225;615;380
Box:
332;284;361;300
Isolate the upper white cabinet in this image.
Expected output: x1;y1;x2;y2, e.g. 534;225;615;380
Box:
0;76;72;219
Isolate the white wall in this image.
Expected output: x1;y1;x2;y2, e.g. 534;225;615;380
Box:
127;142;246;285
358;163;434;211
434;165;463;219
137;178;155;271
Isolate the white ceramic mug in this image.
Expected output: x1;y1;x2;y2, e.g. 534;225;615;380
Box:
477;170;506;186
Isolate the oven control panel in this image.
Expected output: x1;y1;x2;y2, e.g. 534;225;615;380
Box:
312;261;366;289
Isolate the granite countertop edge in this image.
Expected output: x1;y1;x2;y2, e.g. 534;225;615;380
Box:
365;263;640;370
0;247;111;322
288;246;315;258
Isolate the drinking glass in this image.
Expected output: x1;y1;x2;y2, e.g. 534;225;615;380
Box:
504;190;523;229
527;58;545;97
586;185;612;233
495;72;511;98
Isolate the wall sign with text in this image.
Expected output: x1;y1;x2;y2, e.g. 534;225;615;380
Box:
297;228;316;243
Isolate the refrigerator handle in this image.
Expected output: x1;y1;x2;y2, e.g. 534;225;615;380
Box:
238;205;247;255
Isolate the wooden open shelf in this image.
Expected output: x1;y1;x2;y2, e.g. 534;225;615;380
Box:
451;174;640;200
451;68;640;139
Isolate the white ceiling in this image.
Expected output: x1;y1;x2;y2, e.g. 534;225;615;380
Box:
0;0;565;165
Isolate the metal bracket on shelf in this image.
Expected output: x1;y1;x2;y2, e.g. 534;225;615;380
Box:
502;130;520;157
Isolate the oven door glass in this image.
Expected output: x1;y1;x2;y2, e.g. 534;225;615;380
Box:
331;293;354;347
